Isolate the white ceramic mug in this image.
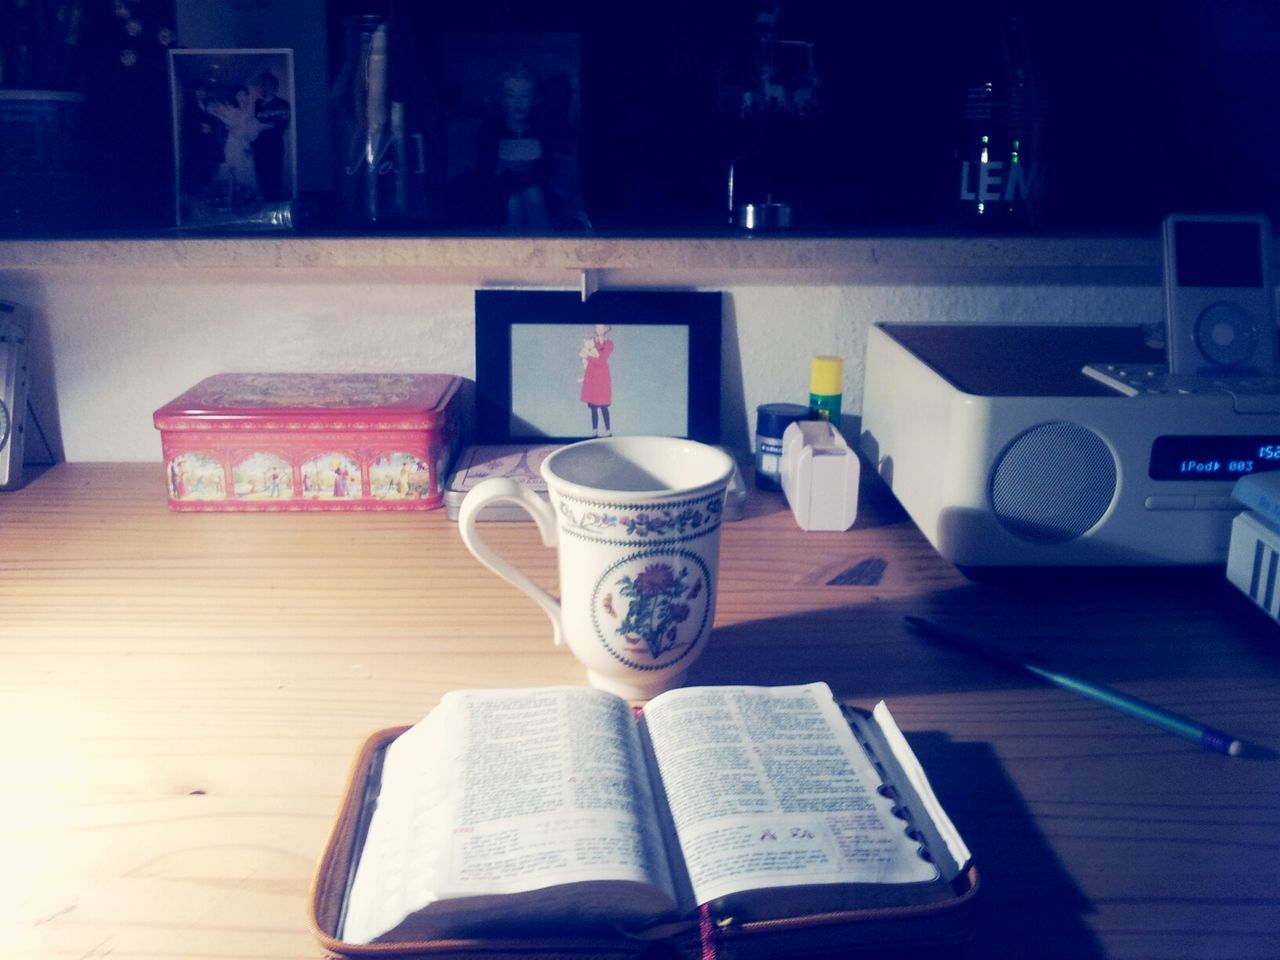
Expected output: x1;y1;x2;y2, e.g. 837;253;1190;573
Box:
458;437;735;700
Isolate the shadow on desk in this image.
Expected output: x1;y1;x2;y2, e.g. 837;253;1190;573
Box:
910;736;1103;960
703;569;1280;693
686;577;1280;958
690;619;1102;958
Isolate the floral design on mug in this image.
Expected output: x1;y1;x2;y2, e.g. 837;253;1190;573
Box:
559;493;723;541
612;562;702;659
592;549;712;671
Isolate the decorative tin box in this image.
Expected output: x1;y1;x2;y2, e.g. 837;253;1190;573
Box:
153;373;470;512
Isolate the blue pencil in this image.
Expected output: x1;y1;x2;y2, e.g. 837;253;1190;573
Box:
903;616;1243;757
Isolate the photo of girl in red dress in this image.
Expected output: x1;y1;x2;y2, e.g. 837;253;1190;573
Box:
491;290;714;442
579;323;613;436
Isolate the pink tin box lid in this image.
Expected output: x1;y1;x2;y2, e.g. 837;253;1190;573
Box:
153;373;463;431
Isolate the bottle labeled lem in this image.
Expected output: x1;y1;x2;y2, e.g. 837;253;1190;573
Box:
954;2;1045;227
808;356;844;427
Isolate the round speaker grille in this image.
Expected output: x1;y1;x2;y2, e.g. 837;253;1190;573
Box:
990;422;1117;544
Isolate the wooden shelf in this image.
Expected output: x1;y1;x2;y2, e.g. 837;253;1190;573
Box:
0;232;1165;285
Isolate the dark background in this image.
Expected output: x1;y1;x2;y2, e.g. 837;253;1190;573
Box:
324;0;1280;232
7;0;1275;234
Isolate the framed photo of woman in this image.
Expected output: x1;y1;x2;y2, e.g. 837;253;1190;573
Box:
440;33;586;230
168;48;297;226
474;289;722;444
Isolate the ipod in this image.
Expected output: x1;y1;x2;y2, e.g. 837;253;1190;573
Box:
1164;213;1276;376
0;301;30;491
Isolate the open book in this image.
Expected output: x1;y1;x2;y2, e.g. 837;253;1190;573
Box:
336;683;970;945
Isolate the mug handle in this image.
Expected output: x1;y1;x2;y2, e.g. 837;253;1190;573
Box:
457;477;564;645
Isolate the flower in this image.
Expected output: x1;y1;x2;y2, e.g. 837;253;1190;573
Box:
633;564;676;595
602;593;616;617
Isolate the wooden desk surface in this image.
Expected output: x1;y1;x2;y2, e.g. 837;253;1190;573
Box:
3;464;1279;959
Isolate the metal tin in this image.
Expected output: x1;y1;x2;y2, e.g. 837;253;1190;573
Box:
445;442;749;521
444;443;561;520
152;373;471;511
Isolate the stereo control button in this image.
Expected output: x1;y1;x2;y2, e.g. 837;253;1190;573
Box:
1144;495;1196;510
1193;494;1238;510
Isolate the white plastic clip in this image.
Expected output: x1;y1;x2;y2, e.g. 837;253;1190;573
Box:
780;420;860;531
580;268;600;302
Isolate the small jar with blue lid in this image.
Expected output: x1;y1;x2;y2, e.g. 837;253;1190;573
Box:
754;402;814;490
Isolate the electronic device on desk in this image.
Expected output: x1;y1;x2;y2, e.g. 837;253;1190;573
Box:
859;321;1280;569
0;301;30;492
1165;213;1274;376
861;212;1280;569
1083;213;1280;399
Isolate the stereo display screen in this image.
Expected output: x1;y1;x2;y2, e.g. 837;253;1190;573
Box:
1149;435;1280;481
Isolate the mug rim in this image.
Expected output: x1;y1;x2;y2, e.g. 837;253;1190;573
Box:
541;436;735;502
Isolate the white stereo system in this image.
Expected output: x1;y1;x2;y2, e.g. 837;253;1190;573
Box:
859;323;1280;568
0;301;30;492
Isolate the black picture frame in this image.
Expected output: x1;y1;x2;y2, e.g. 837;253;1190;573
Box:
168;48;298;227
475;289;722;445
439;32;587;230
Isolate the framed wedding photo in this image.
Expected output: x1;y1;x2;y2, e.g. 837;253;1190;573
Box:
474;289;722;445
168;48;297;226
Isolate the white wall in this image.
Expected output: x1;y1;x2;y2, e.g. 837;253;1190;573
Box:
2;267;1161;463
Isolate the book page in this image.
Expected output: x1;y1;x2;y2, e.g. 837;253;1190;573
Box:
642;683;937;906
341;687;676;944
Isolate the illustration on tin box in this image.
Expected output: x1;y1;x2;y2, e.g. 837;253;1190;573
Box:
302;453;361;499
371;452;432;500
234;451;294;499
168;453;226;500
